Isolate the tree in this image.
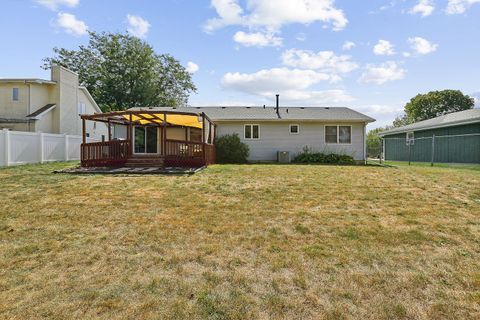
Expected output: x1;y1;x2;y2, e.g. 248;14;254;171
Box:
42;31;196;111
403;90;474;123
366;127;385;158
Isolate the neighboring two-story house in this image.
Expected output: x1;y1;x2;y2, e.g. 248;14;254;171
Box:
0;65;106;139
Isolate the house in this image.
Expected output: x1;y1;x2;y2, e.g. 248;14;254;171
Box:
0;66;107;140
379;109;480;164
79;100;375;168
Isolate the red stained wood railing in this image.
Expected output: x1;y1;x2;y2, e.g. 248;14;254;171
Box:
81;140;130;167
164;139;216;168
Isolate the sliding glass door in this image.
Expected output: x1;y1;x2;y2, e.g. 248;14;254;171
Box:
134;126;158;154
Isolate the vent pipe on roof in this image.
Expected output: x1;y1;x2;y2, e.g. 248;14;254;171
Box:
275;94;280;118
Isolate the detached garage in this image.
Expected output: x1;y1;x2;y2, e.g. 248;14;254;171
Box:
379;109;480;164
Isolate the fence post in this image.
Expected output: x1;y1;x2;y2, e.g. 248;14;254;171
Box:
3;129;9;166
430;134;435;167
408;142;411;166
64;134;69;161
39;132;44;164
381;138;385;164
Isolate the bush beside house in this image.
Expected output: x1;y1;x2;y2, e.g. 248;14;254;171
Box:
294;146;355;165
215;134;249;164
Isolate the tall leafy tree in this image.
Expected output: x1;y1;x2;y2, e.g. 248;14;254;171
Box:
43;31;196;111
366;127;385;158
394;90;474;126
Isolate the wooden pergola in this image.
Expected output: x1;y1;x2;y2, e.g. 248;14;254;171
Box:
80;109;216;168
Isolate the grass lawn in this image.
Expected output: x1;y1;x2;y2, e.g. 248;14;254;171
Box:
1;163;479;319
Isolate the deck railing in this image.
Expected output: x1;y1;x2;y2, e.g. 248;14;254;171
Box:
81;140;130;167
80;139;215;168
164;139;215;167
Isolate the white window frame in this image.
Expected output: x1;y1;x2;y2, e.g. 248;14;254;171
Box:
244;124;260;140
289;124;300;135
133;126;160;155
406;131;415;145
77;102;86;115
324;125;352;145
12;88;19;101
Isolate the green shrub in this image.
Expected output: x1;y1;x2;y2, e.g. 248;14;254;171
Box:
215;134;249;164
293;146;355;165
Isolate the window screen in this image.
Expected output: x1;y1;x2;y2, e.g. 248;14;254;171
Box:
245;125;259;139
325;126;337;143
339;126;351;144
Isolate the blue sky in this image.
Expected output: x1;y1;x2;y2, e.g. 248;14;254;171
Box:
1;0;479;128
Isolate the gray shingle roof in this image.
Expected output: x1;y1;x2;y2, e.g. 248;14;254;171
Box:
132;106;375;122
379;108;480;136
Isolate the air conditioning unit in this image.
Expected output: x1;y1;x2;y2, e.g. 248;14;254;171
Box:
277;151;290;163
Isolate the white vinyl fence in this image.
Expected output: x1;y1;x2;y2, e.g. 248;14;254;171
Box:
0;129;97;167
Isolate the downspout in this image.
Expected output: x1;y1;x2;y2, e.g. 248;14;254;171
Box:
26;81;32;132
364;123;367;164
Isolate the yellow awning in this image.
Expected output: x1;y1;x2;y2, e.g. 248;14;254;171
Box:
121;113;203;129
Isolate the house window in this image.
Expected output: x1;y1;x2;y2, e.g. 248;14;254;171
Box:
325;125;352;144
406;132;415;145
244;124;259;140
12;88;19;101
77;102;86;114
339;126;352;144
325;126;338;144
290;124;299;134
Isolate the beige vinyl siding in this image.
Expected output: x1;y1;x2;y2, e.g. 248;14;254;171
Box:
216;121;366;161
0;83;29;118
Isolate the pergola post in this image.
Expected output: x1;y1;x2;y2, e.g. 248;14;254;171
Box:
82;118;86;144
128;113;133;155
208;121;212;144
202;113;206;164
163;112;167;156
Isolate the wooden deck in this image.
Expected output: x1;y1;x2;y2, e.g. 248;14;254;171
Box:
81;139;215;168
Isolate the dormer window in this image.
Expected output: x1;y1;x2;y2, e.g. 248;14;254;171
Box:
12;88;19;101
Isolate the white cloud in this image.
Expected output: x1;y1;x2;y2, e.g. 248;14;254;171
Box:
204;0;348;33
233;31;282;47
55;12;88;36
222;68;331;92
408;37;438;54
359;61;406;85
296;33;307;41
446;0;480;14
409;0;435;17
281;49;358;79
221;67;352;104
126;14;151;38
35;0;79;11
277;89;354;104
342;41;355;51
186;61;199;74
373;40;395;56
